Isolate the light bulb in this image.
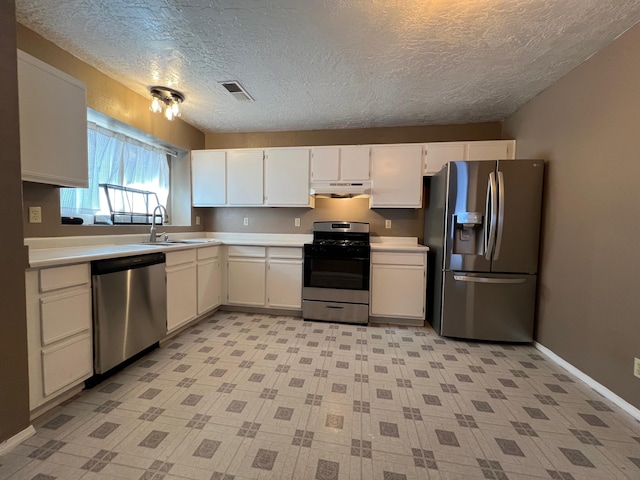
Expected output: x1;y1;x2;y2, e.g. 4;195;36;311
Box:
171;101;180;117
150;96;162;113
165;107;174;121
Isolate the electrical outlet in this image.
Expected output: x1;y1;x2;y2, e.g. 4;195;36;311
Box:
243;217;249;226
195;215;201;226
294;217;301;227
634;358;640;378
385;219;392;229
29;206;42;224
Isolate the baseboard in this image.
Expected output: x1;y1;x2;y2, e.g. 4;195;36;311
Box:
368;315;425;327
534;341;640;421
0;425;35;456
219;305;303;317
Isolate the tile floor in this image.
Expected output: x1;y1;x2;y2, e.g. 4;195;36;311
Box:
2;311;640;479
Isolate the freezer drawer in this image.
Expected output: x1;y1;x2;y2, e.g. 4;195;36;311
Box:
440;271;536;342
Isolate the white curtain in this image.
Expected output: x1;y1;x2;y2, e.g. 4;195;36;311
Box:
61;123;169;223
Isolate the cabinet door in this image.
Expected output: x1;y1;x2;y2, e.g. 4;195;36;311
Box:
467;141;514;160
265;148;310;206
424;143;465;176
370;145;423;208
197;258;220;315
167;263;197;332
192;150;226;206
311;147;339;181
41;333;92;396
370;265;425;318
227;149;264;205
227;258;266;306
340;146;370;181
18;51;88;187
268;260;302;309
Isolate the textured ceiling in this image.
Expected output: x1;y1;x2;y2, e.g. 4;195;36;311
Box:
15;0;640;133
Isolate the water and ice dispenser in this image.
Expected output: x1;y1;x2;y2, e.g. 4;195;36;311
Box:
453;212;484;255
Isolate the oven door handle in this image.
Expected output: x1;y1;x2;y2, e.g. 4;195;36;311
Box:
325;305;345;309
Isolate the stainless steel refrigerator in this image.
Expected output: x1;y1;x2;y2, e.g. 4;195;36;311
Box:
425;160;544;342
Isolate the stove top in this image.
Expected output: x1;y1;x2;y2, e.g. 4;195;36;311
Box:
313;239;369;247
310;221;370;248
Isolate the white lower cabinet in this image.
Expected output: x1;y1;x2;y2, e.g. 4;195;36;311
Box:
197;246;221;315
267;248;302;309
370;252;427;320
227;246;267;306
226;246;302;310
25;263;93;411
166;250;198;333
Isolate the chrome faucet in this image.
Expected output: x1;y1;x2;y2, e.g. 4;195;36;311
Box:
149;205;167;242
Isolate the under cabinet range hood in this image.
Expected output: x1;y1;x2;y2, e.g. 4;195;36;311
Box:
310;181;371;197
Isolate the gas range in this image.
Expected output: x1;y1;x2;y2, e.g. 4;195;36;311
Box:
302;222;371;325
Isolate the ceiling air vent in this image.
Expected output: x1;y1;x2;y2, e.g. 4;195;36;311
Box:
219;81;254;102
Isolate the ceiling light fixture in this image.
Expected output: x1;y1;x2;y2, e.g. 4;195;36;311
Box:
148;86;185;121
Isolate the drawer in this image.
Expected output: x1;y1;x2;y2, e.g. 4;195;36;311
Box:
269;247;302;259
166;249;197;267
371;252;425;266
227;245;266;258
197;245;220;261
39;263;90;292
41;333;92;396
40;288;92;346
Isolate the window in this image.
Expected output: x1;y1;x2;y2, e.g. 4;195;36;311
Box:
61;122;170;225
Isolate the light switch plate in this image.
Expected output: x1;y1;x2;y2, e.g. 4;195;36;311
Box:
243;217;249;226
195;215;201;226
294;217;300;227
385;219;392;229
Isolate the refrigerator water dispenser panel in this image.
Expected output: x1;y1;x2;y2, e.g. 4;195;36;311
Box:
454;212;484;255
456;212;483;229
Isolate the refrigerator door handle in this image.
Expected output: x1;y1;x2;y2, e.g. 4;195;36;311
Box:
494;170;505;260
484;172;497;260
453;275;527;284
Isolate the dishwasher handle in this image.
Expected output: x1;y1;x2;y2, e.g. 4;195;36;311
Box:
92;252;166;275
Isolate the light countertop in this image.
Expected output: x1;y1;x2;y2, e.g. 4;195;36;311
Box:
26;233;428;268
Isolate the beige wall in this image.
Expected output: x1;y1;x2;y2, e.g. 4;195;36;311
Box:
503;24;640;408
0;1;30;443
17;24;206;237
206;123;502;149
205;189;427;240
204;123;501;236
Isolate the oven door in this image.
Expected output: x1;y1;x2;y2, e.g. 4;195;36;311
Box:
303;249;370;291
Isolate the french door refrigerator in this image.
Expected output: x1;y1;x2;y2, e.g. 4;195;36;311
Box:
425;160;544;342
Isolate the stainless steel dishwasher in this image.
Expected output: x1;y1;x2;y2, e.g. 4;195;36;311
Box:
91;252;166;374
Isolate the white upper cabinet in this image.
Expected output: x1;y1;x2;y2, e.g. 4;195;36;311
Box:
264;148;311;206
17;50;88;187
424;140;516;175
370;144;423;208
340;146;370;181
191;150;226;206
467;140;515;160
227;149;264;205
311;146;370;182
424;143;465;176
311;147;340;181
